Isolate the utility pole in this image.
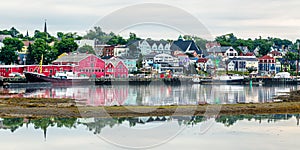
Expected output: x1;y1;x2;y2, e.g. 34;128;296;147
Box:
297;42;300;77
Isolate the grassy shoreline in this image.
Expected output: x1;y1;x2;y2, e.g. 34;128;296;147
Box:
0;97;300;118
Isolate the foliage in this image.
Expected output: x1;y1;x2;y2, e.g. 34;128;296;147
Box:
78;44;95;54
54;38;78;54
33;30;55;43
28;39;57;64
2;38;24;51
107;35;127;45
0;45;18;64
83;26;114;44
183;35;207;50
215;33;294;56
128;32;141;42
0;38;23;64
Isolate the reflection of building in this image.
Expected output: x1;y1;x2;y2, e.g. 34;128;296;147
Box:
8;85;295;107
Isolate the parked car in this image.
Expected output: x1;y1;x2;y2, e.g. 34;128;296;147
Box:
9;72;24;77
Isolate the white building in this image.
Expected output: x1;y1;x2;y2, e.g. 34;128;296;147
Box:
114;45;129;57
138;40;171;55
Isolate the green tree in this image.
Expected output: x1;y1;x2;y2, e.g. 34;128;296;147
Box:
2;118;24;132
107;35;127;45
34;30;55;43
0;38;24;65
78;44;95;54
83;26;114;44
0;45;18;65
30;38;56;64
2;38;24;51
9;27;20;37
128;32;141;42
54;38;78;54
26;43;35;65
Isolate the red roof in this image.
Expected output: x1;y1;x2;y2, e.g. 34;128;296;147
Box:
258;55;275;60
269;51;282;55
197;58;208;63
23;41;34;47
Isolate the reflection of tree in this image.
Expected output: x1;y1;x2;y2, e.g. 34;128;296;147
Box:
54;118;77;128
215;114;295;127
81;118;120;134
1;114;299;137
2;118;24;132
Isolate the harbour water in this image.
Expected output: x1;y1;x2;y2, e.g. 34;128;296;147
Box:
0;114;299;150
1;84;300;149
0;84;298;106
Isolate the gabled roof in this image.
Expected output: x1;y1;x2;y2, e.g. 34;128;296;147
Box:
258;55;275;60
170;39;201;54
144;39;169;47
53;53;93;63
207;46;233;53
105;57;127;68
228;57;257;61
268;51;282;55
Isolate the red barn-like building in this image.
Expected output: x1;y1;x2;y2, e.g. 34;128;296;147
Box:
52;53;106;77
105;57;128;78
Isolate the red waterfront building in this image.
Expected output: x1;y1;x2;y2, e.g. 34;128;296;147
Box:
23;54;106;78
105;57;128;78
0;54;129;78
0;65;24;77
52;53;106;77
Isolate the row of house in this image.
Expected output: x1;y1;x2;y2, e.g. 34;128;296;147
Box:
196;48;284;75
0;53;129;78
75;36;201;58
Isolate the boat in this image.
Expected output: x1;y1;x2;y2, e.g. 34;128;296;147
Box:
213;74;244;83
192;77;201;83
200;74;244;85
24;71;92;85
24;54;92;85
274;72;291;79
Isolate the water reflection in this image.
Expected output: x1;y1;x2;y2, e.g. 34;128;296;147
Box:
1;114;299;139
0;85;298;106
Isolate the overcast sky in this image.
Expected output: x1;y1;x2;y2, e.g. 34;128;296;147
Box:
0;0;299;41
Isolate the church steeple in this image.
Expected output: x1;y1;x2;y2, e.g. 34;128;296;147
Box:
44;19;47;33
26;30;29;37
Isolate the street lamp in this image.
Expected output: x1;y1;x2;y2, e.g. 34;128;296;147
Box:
23;56;26;65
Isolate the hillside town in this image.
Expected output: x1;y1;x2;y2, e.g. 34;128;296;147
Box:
0;22;299;80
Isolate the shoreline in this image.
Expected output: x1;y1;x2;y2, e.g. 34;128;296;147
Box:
0;97;300;118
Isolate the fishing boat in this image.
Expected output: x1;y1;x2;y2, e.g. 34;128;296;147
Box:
24;54;91;85
212;74;245;84
200;74;244;84
24;71;91;85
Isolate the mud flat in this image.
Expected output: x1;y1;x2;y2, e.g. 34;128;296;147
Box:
0;95;300;118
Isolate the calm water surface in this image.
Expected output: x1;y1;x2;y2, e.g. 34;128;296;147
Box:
0;114;299;150
1;84;300;149
0;84;298;106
